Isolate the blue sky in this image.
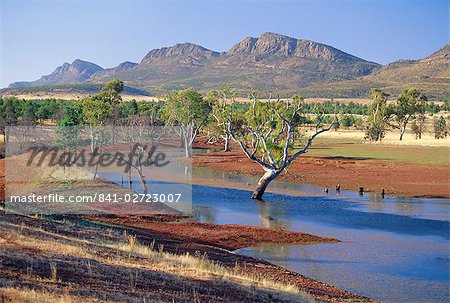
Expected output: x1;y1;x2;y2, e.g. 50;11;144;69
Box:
0;0;448;88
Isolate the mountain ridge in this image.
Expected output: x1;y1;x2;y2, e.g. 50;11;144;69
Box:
6;33;447;98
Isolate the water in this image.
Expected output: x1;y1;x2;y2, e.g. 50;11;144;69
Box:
103;166;450;303
190;167;450;303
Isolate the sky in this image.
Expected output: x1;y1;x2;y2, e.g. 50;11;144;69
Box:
0;0;448;88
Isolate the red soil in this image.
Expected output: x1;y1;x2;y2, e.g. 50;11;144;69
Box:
192;149;450;199
88;214;339;250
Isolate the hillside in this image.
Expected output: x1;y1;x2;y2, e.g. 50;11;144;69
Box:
4;34;448;99
302;44;450;98
6;32;381;95
9;60;104;88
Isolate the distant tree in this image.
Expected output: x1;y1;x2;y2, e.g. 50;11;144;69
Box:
100;79;124;104
164;88;211;158
21;101;37;126
341;114;357;128
138;101;164;126
54;104;83;167
60;102;83;126
127;99;139;117
82;95;113;152
332;119;340;131
365;89;392;141
100;79;124;143
1;98;18;142
433;116;448;139
413;96;427;139
208;89;237;151
36;99;60;121
394;88;427;140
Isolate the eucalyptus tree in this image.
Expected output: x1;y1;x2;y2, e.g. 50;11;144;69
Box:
413;96;428;139
395;88;427;140
208;89;237;151
100;79;124;143
227;94;337;200
82;95;113;152
100;79;124;105
433;116;448;139
54;103;83;167
164;88;211;158
365;89;392;141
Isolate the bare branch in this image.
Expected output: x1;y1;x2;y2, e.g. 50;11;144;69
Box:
285;119;336;168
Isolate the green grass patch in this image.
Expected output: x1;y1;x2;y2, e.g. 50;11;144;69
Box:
300;138;449;165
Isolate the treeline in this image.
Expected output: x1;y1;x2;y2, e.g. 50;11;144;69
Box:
364;88;449;141
1;96;448;123
0;80;449;147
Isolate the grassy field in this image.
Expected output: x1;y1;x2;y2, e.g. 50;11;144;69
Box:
307;134;449;165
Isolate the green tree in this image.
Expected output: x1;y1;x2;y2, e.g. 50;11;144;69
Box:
411;121;421;139
54;104;83;167
82;95;113;152
164;88;212;157
100;79;124;104
365;89;391;141
36;99;60;121
21;101;37;126
101;79;125;143
208;89;238;151
1;98;18;142
433;116;448;139
395;88;427;140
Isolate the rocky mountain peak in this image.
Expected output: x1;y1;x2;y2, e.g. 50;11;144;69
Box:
227;32;354;61
141;42;220;64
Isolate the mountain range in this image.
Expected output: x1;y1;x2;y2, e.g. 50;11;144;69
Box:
6;32;449;98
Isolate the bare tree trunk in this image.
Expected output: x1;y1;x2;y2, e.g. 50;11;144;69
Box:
400;122;407;141
252;169;278;200
184;135;191;158
137;168;148;195
90;126;95;153
224;133;231;152
128;169;133;190
400;119;408;141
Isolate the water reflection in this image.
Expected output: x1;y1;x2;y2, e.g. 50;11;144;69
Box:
101;162;449;303
255;199;289;230
189;172;449;303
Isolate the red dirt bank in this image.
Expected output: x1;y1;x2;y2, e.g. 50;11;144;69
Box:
89;215;339;250
192;149;450;199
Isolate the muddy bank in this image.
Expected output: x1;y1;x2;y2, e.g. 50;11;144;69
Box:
80;214;375;303
87;214;339;250
192;149;450;199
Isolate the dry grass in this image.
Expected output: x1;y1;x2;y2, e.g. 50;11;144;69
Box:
314;129;449;147
0;218;315;303
0;92;158;102
110;238;305;297
0;287;108;303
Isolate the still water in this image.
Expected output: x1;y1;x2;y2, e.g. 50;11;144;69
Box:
103;166;449;303
191;167;449;303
